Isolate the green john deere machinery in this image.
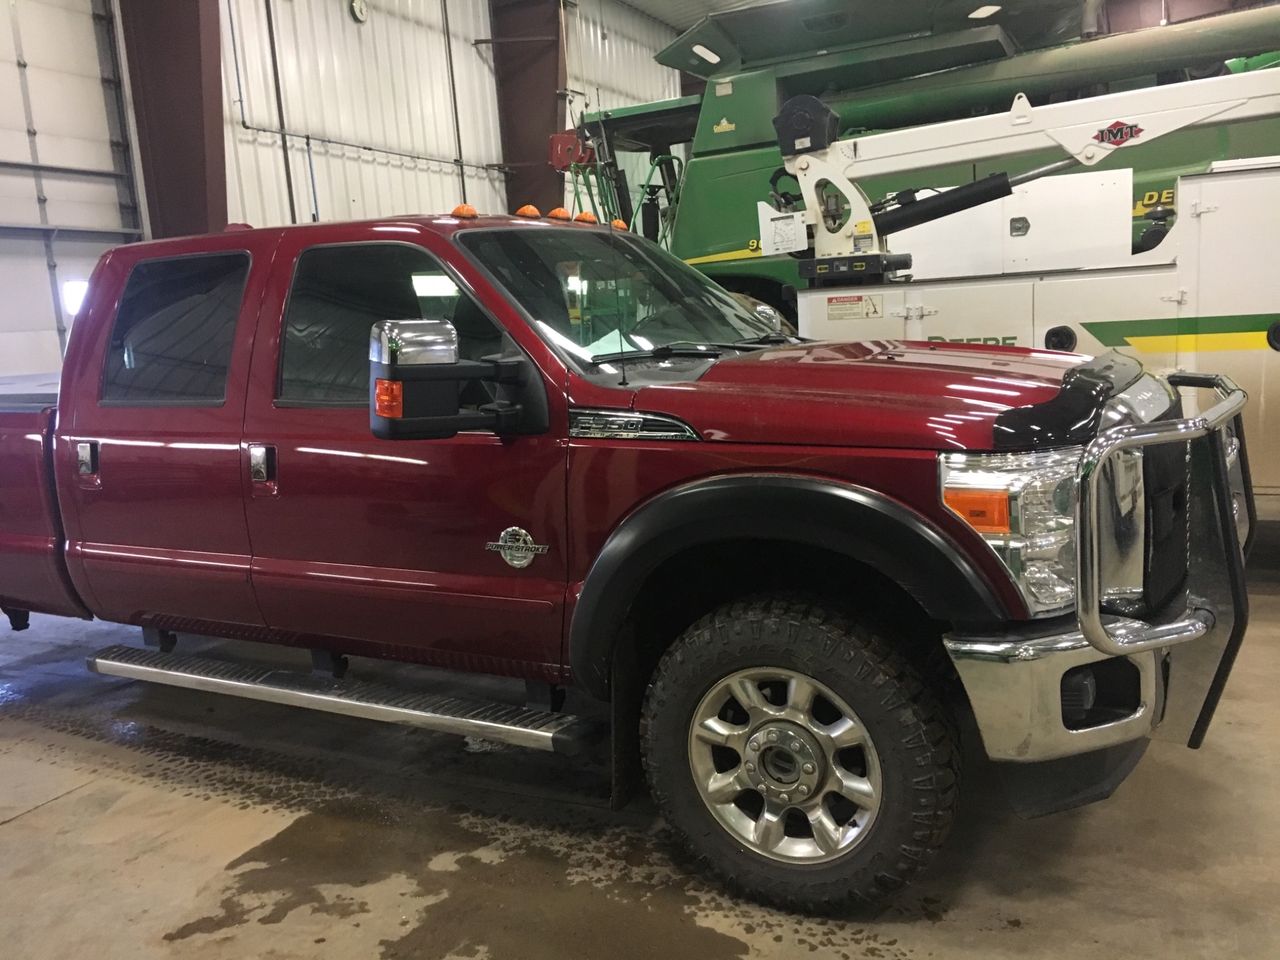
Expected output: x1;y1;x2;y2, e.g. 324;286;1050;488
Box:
562;0;1280;316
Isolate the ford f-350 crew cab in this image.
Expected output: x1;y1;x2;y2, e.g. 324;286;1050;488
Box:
0;212;1254;912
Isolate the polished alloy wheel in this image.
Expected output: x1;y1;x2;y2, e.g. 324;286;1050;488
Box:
687;667;882;863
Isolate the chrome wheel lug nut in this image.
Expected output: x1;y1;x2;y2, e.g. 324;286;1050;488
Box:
757;784;767;793
779;793;789;803
767;731;778;742
745;762;755;773
798;785;809;796
749;742;760;752
802;762;815;774
790;741;801;751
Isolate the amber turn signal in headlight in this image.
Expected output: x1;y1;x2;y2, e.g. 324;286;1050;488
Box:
375;378;403;419
940;447;1085;616
942;488;1011;534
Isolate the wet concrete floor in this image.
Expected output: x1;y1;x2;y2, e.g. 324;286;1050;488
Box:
2;571;1278;959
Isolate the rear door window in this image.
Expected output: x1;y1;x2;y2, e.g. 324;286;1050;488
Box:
102;252;250;405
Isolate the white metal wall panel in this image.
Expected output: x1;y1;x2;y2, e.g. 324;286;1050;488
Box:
0;171;41;225
447;0;504;201
565;0;679;121
18;0;115;169
0;0;139;376
0;238;61;376
563;0;681;215
222;0;506;227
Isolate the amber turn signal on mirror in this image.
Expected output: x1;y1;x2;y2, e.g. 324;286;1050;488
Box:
375;378;404;419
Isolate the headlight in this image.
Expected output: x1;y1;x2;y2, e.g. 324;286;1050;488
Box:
940;448;1084;617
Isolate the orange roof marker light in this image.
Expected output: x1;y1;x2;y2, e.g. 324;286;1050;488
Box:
547;207;572;221
451;203;478;219
515;204;541;218
573;211;598;224
610;218;629;230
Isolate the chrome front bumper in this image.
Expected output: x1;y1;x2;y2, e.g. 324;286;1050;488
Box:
946;372;1254;763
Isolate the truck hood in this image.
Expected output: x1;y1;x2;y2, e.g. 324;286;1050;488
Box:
631;340;1132;450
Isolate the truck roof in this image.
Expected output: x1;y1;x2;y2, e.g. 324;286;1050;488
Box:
120;214;605;255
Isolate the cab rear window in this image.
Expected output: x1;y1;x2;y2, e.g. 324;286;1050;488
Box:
102;253;250;405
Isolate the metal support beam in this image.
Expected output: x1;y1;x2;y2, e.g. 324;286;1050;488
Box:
0;223;144;240
473;36;557;45
487;0;567;214
0;160;128;181
116;0;226;238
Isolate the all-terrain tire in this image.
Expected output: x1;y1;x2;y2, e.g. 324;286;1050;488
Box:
640;595;959;913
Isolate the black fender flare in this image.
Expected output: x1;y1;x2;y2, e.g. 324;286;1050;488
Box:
569;473;1015;700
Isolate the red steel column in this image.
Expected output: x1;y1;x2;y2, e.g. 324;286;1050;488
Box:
488;0;566;214
117;0;226;237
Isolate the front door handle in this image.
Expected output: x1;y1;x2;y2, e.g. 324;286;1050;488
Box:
247;443;278;496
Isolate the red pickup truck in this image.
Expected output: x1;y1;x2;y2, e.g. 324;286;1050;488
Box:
0;211;1255;911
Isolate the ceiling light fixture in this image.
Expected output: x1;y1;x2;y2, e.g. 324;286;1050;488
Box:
968;5;1002;18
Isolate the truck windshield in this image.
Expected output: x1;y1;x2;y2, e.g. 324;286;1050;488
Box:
458;228;776;367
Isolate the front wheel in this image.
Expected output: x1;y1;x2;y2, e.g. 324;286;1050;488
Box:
640;597;959;912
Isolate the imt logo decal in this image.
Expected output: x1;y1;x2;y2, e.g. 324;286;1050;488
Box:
1093;120;1144;147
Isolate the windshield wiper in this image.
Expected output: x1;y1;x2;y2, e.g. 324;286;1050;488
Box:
589;343;724;365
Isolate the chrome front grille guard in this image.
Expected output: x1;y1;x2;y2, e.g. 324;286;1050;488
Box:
1075;373;1254;674
943;372;1254;763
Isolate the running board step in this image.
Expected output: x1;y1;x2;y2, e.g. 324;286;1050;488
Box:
87;644;598;755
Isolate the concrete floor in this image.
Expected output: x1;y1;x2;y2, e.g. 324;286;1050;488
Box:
2;562;1278;959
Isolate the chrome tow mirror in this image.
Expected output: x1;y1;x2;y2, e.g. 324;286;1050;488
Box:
370;318;459;367
368;319;535;441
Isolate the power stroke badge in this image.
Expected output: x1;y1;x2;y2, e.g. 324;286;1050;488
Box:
486;527;550;569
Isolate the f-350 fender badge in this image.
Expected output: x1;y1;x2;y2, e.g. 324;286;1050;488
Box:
486;527;550;569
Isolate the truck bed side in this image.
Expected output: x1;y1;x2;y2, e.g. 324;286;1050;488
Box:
0;398;90;619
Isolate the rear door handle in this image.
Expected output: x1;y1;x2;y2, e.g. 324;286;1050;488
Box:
247;443;278;496
76;441;99;476
75;440;101;489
